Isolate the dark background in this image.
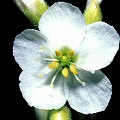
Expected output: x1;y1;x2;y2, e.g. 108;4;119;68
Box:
2;0;120;120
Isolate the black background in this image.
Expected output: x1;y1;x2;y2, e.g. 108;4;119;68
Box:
2;0;120;120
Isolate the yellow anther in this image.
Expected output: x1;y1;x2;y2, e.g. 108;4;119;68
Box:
38;74;42;78
49;62;59;69
40;46;45;50
67;50;74;58
36;59;40;62
70;64;78;75
55;50;63;57
50;83;54;88
62;67;68;78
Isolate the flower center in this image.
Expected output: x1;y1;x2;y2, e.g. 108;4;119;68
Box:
38;46;86;87
49;47;78;78
60;55;71;66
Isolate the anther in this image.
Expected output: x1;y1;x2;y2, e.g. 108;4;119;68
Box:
38;74;42;78
55;50;63;57
40;46;45;50
62;67;68;78
67;50;74;58
49;62;59;69
50;84;54;88
50;69;60;88
70;64;78;75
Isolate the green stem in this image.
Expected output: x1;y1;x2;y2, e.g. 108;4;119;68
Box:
35;108;49;120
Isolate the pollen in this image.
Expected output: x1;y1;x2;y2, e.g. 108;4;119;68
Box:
38;74;43;78
67;50;74;58
40;46;45;50
50;83;54;88
49;62;59;69
70;64;78;75
62;67;68;78
55;50;63;57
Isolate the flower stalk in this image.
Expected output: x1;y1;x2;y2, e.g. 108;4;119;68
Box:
35;108;49;120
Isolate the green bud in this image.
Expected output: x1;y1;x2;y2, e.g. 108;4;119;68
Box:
48;106;71;120
13;0;49;28
84;0;103;25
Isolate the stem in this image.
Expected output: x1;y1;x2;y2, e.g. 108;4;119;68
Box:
35;108;49;120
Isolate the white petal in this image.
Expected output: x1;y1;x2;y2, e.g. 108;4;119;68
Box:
19;64;66;109
64;70;112;114
13;29;50;70
39;2;86;51
76;22;120;71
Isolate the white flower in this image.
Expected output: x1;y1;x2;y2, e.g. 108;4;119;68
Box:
13;2;120;114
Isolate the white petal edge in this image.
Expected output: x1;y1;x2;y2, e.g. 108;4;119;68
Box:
19;64;66;109
64;70;112;114
76;22;120;71
39;2;86;51
13;29;49;70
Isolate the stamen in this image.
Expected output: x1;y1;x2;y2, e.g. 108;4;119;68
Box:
40;46;45;50
38;66;52;79
36;59;40;62
70;64;78;75
55;50;63;57
39;46;55;57
49;62;59;69
74;75;86;86
50;69;60;88
62;67;68;78
36;58;58;62
40;58;59;61
67;50;74;58
38;74;42;78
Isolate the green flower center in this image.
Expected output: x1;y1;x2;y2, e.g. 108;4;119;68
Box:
49;47;78;78
38;46;86;87
60;55;71;66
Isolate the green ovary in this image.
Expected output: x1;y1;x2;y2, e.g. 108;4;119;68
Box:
49;47;78;78
60;55;71;66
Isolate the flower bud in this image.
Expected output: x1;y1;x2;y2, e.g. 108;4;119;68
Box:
48;106;71;120
84;0;103;25
13;0;48;28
